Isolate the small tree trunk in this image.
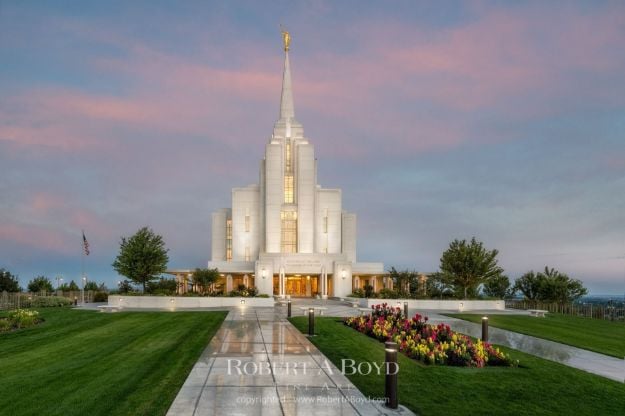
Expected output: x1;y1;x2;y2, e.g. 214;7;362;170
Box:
464;286;468;299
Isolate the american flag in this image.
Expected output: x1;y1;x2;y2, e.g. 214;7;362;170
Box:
82;231;90;256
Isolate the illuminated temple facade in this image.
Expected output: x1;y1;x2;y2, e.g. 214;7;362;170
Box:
175;38;386;297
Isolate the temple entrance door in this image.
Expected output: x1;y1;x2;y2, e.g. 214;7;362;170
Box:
285;275;318;297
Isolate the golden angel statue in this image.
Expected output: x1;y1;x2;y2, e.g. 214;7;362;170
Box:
282;30;291;52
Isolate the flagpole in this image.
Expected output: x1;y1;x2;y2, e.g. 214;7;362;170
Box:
81;230;85;305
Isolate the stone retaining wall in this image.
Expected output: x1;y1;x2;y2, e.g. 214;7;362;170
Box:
344;298;505;311
108;295;275;309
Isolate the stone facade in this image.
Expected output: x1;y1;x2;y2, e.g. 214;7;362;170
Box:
204;46;385;298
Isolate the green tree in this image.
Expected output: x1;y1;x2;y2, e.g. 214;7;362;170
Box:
439;237;504;299
389;267;420;298
84;281;99;291
146;277;177;295
0;268;21;292
68;280;80;291
192;268;219;294
514;271;543;301
112;227;169;292
424;272;454;299
482;275;513;299
537;266;587;303
27;276;54;293
117;280;134;293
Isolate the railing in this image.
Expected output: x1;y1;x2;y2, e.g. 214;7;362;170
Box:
0;291;98;310
505;300;625;321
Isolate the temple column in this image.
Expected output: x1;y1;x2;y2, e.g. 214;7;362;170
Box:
279;266;285;298
226;274;233;292
322;266;328;299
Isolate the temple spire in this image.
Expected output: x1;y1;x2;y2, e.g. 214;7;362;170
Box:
279;30;295;121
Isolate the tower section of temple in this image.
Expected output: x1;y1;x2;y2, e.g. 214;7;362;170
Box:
207;34;385;298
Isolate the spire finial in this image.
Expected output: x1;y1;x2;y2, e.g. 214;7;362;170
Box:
281;26;290;52
278;28;295;120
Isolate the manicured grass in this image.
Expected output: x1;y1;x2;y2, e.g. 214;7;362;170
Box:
0;308;227;416
289;317;625;416
447;313;625;358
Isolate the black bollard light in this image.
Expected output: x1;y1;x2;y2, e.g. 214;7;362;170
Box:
481;316;489;342
308;307;315;336
287;299;292;318
403;302;408;319
384;341;399;409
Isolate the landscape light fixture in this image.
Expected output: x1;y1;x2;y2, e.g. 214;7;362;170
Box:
342;269;346;279
262;269;267;279
384;341;399;409
482;316;489;342
240;299;245;305
308;307;315;336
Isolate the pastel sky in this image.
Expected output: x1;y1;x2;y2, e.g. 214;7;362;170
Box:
1;1;624;295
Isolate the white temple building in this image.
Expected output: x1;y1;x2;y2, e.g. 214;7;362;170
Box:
174;35;386;298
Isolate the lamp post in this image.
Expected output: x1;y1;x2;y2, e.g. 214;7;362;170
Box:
55;276;63;292
308;307;315;336
482;316;489;342
384;341;399;409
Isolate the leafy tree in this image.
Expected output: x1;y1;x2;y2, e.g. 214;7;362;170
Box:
389;267;420;298
537;266;587;303
192;268;219;294
424;272;455;299
0;268;21;292
98;282;108;292
146;277;177;295
439;237;504;299
68;280;80;291
364;284;374;298
482;275;514;299
514;271;542;301
117;280;134;294
58;283;70;291
112;227;169;292
515;267;588;303
84;281;99;291
27;276;54;293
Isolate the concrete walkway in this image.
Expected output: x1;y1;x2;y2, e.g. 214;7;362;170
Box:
167;304;413;416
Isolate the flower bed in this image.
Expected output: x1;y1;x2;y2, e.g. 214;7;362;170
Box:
344;303;515;367
0;309;43;332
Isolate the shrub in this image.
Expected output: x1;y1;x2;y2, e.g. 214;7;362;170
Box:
364;284;374;298
378;288;399;299
228;286;259;297
8;309;40;329
29;296;73;308
349;288;365;298
93;292;108;302
0;319;11;332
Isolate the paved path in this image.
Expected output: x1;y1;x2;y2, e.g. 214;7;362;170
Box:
167;304;413;416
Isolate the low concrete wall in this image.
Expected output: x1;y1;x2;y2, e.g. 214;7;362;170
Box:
343;297;505;311
108;295;275;309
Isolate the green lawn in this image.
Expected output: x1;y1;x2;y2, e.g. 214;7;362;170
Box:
289;317;625;416
0;308;227;416
447;313;625;358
